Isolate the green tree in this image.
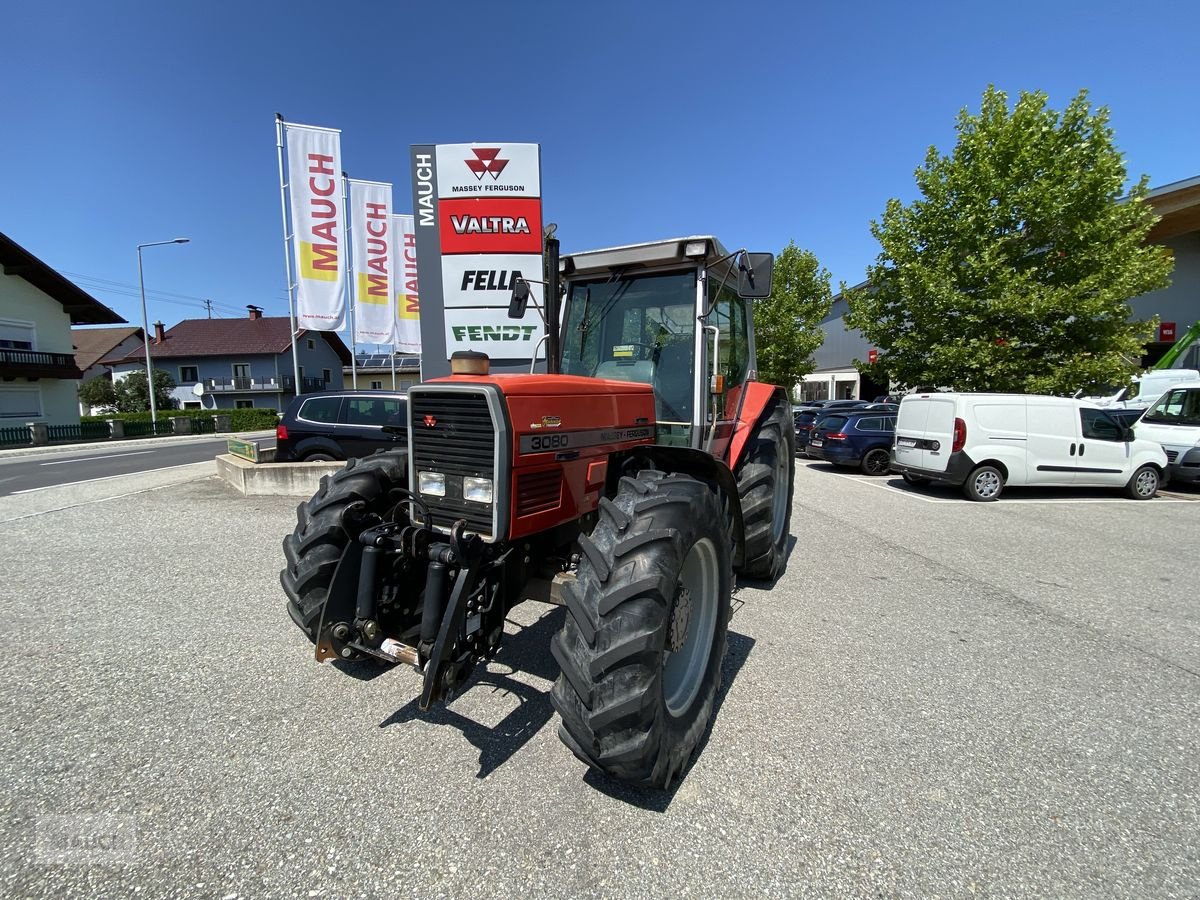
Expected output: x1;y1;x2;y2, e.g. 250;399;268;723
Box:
114;369;176;413
844;86;1173;395
753;241;833;393
78;376;118;412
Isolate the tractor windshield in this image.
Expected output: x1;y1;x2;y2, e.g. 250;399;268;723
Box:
561;271;697;443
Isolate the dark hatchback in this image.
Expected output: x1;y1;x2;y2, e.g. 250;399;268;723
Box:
806;409;897;475
275;390;408;462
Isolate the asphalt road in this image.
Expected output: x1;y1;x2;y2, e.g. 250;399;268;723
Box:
0;459;1196;897
0;435;275;497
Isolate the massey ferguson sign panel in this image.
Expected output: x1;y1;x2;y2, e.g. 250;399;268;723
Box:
410;143;544;376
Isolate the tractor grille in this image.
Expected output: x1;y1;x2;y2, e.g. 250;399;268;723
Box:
409;388;499;540
516;468;562;517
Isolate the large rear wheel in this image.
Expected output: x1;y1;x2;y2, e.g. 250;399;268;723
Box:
280;451;408;641
551;470;732;789
736;397;795;580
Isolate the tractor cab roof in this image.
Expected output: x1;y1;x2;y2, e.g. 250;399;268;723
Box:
561;236;734;279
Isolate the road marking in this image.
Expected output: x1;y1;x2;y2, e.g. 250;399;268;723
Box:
39;451;154;466
11;462;210;495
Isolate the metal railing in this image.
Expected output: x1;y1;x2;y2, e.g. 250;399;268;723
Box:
47;422;111;444
204;375;328;394
122;419;176;438
0;426;30;447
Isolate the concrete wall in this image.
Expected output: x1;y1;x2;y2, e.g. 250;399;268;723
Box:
1130;232;1200;343
0;268;81;426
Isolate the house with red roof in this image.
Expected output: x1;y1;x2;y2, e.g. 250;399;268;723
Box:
102;307;350;411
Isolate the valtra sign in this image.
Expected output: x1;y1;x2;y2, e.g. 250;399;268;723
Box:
409;142;544;373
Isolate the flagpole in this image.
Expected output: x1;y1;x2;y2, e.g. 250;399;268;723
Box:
275;114;302;399
342;171;358;389
390;348;397;389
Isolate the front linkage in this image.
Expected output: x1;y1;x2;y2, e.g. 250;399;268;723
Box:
313;500;506;709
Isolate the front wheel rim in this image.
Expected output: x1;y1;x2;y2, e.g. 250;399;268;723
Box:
865;451;888;475
1136;470;1156;496
663;538;719;716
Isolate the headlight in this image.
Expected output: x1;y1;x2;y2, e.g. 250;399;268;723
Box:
463;476;493;504
418;471;446;497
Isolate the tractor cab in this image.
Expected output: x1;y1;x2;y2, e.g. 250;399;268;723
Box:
554;237;772;458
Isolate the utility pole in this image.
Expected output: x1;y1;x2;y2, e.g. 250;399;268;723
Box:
204;298;214;319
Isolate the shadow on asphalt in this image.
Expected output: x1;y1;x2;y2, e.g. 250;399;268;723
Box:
377;605;758;809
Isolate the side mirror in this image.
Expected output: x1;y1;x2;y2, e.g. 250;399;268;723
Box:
737;252;774;299
508;279;531;319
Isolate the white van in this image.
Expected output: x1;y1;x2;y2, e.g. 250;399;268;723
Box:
1085;369;1200;410
1131;382;1200;486
891;393;1169;501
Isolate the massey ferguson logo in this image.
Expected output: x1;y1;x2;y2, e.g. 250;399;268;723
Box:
465;148;509;181
423;415;437;427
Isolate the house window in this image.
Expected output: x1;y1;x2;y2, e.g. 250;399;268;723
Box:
370;380;383;390
182;400;201;410
307;339;316;350
323;368;332;384
0;386;42;418
0;320;36;351
235;400;254;409
180;366;199;383
232;364;250;378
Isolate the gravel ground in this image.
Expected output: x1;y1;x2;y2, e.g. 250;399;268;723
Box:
0;460;1196;898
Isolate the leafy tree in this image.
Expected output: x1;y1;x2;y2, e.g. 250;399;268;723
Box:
114;369;176;413
78;376;118;412
753;241;833;393
844;86;1173;395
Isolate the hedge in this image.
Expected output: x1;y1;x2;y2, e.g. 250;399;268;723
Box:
83;408;279;431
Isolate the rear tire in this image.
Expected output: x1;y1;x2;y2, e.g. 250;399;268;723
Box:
963;465;1004;502
302;451;338;462
551;470;731;789
280;451;408;641
1125;465;1159;500
861;448;891;476
736;397;795;580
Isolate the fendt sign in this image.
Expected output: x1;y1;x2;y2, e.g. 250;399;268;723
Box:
409;143;545;376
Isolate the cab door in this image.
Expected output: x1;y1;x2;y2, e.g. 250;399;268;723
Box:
1076;407;1133;486
701;272;752;461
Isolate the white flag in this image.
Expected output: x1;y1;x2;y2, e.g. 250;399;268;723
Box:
392;214;421;352
349;180;394;344
285;124;345;331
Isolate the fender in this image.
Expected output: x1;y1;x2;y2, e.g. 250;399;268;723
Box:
636;444;748;571
727;383;789;471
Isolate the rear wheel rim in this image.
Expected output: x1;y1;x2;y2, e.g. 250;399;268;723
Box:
770;443;789;544
975;470;1001;498
663;538;719;716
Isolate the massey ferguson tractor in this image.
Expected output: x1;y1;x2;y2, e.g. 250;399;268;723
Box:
281;235;795;789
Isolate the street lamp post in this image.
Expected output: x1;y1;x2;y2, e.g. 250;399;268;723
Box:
137;238;189;424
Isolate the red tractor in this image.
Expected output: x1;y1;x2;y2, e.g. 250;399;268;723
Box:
281;236;795;788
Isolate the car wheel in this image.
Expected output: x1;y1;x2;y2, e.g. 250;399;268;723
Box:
303;451;337;462
901;473;929;486
963;465;1004;502
1124;465;1159;500
861;448;891;476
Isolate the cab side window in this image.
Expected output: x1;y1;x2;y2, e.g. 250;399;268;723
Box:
1080;408;1123;441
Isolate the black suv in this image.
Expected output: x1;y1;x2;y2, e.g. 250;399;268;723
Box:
275;390;408;462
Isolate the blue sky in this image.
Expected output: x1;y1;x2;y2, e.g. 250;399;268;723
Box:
2;0;1196;337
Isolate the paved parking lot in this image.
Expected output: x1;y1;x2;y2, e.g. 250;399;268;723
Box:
0;460;1197;897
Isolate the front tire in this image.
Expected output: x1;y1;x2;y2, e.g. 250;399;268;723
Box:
963;465;1004;501
736;396;795;580
1125;465;1159;500
280;451;408;641
551;470;732;789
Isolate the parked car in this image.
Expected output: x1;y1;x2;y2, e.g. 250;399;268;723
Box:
890;392;1168;501
793;408;829;453
1131;381;1200;485
807;409;897;474
275;390;408;462
819;399;870;411
1079;369;1200;410
862;402;899;412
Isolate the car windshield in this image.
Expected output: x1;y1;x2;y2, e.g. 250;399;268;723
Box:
1142;388;1200;426
816;415;848;432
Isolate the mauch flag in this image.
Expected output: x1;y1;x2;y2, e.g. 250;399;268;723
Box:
285;123;345;331
392;213;421;352
349;179;394;344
